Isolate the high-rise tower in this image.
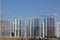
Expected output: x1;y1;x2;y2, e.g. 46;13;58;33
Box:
15;18;26;38
44;17;55;38
29;18;40;38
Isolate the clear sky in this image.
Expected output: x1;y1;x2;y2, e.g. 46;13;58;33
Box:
1;0;60;20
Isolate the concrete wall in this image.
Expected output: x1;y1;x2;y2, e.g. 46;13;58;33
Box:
0;37;26;40
0;37;59;40
49;38;57;40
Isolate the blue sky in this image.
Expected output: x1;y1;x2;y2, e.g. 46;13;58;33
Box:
1;0;60;20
